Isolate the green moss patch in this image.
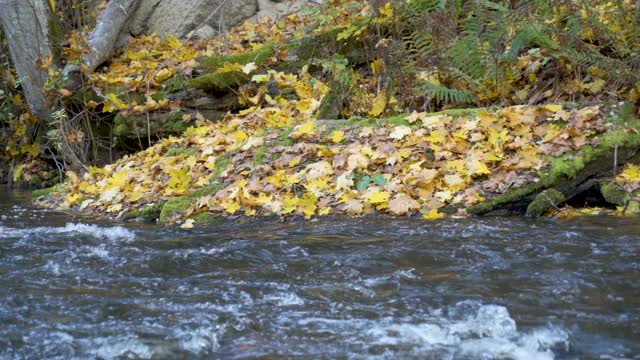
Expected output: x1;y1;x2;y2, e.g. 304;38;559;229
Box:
526;189;565;217
122;202;165;222
159;185;222;224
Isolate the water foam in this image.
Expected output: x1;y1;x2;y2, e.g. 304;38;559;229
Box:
367;303;569;359
83;336;153;359
0;223;135;242
175;326;221;355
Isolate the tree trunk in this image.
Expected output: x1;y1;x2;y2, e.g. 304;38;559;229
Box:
63;0;140;89
0;0;52;124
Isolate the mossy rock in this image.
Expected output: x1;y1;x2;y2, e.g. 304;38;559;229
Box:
468;116;640;216
188;212;223;225
32;186;56;198
198;45;275;73
316;81;345;120
187;71;250;93
159;184;222;224
161;75;186;93
526;189;565;217
600;182;628;206
113;110;188;138
122;202;165;222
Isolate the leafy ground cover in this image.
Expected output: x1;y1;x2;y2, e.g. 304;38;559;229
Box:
20;0;640;224
35;99;640;225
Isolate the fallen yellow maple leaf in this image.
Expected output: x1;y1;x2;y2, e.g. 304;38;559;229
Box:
328;130;345;143
423;208;445;220
368;89;387;117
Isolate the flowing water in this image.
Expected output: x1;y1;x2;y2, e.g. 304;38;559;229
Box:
0;188;638;359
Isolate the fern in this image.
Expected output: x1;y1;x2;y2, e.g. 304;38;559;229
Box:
445;37;489;79
397;0;639;110
422;82;474;104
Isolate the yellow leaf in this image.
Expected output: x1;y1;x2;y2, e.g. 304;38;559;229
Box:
107;170;128;190
299;193;317;219
281;194;299;215
388;193;420;215
488;128;511;152
241;62;257;74
370;58;385;76
64;193;80;206
368;89;387;117
224;201;241;214
617;164;640;184
389;126;412;140
103;93;128;113
542;104;563;113
328;130;345;143
290;120;316;139
367;190;390;209
154;68;175;82
167;167;191;194
423;208;445;220
180;219;195;229
231;130;249;144
425;129;445;144
435;190;453;203
378;2;394;18
216;62;243;73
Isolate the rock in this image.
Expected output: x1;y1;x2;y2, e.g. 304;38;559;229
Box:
252;0;307;23
191;25;216;40
600;182;628;206
526;189;565;217
113;111;190;138
129;0;259;39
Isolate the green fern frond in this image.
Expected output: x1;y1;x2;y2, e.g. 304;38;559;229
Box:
445;37;489;79
422;82;474;104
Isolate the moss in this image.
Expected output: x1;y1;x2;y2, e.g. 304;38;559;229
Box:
467;181;546;215
316;81;345;120
122;202;164;222
276;127;296;146
165;146;197;157
159;185;222;224
188;212;223;224
254;144;269;165
162;75;185;93
187;71;250;93
468;116;640;216
600;182;628;206
214;156;231;177
548;155;585;179
113;111;187;138
334;108;482;130
199;45;275;73
431;108;483;117
526;189;565;217
32;186;55;198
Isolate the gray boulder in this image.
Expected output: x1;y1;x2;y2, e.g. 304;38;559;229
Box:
129;0;259;38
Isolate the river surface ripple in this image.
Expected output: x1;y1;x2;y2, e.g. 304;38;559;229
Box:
0;189;638;359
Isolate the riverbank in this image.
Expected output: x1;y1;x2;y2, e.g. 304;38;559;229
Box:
17;0;640;225
34;101;640;226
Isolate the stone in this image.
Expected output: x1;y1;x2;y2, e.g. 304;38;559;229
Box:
129;0;259;39
252;0;308;23
526;189;565;217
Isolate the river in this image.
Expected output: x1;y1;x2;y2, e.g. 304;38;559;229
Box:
0;188;638;359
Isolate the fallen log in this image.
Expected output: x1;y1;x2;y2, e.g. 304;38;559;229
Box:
468;136;640;216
